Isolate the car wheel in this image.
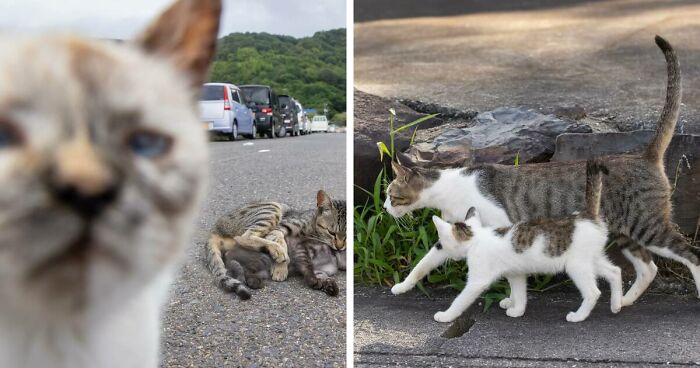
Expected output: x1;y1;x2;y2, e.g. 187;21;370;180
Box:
278;125;286;138
268;125;275;139
249;124;257;139
230;121;238;141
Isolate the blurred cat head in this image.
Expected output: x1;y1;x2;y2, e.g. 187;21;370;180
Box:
0;0;221;319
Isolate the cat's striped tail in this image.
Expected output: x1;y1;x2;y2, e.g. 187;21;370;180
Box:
645;35;681;163
205;233;252;300
583;158;609;222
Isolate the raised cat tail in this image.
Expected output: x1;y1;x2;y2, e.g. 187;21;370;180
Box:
645;35;681;163
583;158;609;222
205;233;252;300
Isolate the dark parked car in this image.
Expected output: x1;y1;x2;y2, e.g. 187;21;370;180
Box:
278;94;300;136
239;85;285;139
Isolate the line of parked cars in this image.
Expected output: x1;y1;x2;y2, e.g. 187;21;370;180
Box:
199;83;332;140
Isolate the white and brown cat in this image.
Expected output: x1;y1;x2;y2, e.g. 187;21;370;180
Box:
0;0;221;367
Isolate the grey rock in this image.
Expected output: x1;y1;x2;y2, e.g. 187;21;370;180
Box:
553;131;700;235
409;107;589;167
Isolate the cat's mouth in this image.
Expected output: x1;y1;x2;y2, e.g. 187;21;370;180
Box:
26;226;128;285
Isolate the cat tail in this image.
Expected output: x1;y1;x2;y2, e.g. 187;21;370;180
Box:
205;233;252;300
645;35;681;163
583;158;609;222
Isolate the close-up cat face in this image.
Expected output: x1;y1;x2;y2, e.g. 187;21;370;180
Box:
0;0;218;318
383;159;439;217
316;191;347;250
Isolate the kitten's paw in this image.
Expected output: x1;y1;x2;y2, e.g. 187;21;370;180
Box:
271;263;289;282
611;302;622;314
621;294;637;307
246;277;264;290
506;307;525;318
499;298;512;310
566;312;588;323
268;247;288;264
321;279;339;297
433;310;459;323
391;282;412;295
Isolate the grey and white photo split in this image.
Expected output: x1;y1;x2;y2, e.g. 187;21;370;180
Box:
1;0;700;367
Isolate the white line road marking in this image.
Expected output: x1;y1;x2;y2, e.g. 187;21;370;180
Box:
243;143;254;146
258;149;270;153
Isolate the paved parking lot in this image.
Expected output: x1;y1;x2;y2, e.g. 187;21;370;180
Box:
160;133;347;367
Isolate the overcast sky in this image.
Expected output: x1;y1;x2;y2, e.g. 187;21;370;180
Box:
0;0;346;39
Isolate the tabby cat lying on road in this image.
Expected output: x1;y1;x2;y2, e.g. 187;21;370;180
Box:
206;190;346;298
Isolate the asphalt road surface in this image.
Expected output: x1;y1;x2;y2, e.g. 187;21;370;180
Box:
355;286;700;367
160;132;347;367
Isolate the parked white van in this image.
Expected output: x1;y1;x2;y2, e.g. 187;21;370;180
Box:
310;115;329;133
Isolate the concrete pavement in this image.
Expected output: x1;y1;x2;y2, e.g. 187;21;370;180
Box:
355;0;700;133
160;133;347;367
354;286;700;367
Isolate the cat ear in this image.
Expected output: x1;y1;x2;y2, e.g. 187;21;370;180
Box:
391;160;411;181
396;151;417;169
432;215;450;234
316;190;333;209
465;207;476;221
135;0;222;88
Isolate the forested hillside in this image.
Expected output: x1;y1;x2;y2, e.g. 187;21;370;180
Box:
209;29;346;120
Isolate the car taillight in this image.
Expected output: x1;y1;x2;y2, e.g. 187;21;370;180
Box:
223;88;231;110
261;107;273;116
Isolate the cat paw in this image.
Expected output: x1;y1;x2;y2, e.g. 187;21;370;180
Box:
506;307;525;318
391;282;412;295
621;294;638;307
271;263;289;282
268;248;289;264
611;302;622;314
565;312;588;323
246;277;264;290
321;279;339;297
499;298;512;310
433;310;458;323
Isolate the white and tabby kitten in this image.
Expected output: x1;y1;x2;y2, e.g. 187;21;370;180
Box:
0;0;221;367
393;160;623;323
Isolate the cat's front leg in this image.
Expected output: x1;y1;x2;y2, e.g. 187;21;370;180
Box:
434;273;495;323
499;274;527;318
293;243;339;296
392;244;449;295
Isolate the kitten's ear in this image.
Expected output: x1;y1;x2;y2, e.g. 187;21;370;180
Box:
135;0;222;88
432;215;450;234
465;207;476;221
317;190;333;209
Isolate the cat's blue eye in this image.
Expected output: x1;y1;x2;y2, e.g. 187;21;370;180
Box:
127;130;172;159
0;121;22;149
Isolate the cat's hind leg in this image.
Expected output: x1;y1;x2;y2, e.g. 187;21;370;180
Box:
565;262;601;322
594;257;623;314
499;274;528;318
631;222;700;299
615;235;658;306
392;244;449;295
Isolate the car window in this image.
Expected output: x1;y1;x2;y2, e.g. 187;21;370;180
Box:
231;88;240;103
240;87;270;105
200;85;224;101
278;96;290;108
